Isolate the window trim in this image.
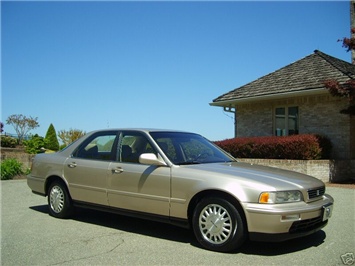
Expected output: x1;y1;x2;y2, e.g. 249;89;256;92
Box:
72;130;119;161
273;106;299;136
117;131;158;164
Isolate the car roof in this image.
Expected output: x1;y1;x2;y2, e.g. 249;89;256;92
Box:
87;128;194;135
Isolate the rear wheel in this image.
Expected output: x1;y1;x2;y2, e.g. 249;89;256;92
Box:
192;197;247;252
48;181;73;218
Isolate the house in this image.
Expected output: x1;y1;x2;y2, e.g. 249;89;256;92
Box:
210;50;355;180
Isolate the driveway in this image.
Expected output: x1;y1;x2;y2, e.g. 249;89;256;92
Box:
1;180;354;265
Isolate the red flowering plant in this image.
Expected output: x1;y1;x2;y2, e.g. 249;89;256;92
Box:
339;28;355;52
323;79;355;115
323;28;355;116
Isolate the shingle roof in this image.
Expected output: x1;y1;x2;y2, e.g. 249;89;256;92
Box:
212;50;355;103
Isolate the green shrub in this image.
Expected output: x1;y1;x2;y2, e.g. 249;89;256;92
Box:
215;134;332;160
0;135;17;148
23;134;47;154
1;158;24;180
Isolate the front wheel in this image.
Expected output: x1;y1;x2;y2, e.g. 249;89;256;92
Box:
48;181;73;218
192;197;247;252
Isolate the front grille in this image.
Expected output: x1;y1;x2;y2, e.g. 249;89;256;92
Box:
307;186;325;200
289;216;327;234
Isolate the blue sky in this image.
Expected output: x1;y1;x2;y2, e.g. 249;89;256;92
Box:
1;1;351;141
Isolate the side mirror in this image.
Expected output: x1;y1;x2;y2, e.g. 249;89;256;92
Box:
139;153;167;166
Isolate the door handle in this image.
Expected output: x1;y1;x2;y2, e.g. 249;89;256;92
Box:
68;162;77;168
112;167;123;174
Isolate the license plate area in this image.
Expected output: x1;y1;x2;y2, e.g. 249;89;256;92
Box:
322;203;333;221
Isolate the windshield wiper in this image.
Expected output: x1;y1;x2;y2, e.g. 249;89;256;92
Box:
176;161;201;165
176;159;234;165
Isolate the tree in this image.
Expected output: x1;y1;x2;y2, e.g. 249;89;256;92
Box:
0;122;4;133
6;114;39;144
323;28;355;116
58;129;86;146
45;124;59;151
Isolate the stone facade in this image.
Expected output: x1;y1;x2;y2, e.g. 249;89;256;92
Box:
236;93;354;160
236;102;273;137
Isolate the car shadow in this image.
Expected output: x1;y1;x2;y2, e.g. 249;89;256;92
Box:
238;230;326;255
30;205;195;245
29;205;327;255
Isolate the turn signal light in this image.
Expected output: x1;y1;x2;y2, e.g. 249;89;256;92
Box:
259;192;270;203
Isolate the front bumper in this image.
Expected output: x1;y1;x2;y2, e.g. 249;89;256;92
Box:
242;194;334;242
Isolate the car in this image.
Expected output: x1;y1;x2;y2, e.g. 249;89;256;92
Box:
27;129;334;252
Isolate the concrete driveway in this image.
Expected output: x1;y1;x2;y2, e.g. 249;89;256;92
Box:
1;180;354;265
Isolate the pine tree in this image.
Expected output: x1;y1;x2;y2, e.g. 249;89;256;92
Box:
45;123;59;151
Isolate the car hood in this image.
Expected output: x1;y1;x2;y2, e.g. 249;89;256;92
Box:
179;161;324;191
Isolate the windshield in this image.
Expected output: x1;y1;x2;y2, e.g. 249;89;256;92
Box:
150;132;234;165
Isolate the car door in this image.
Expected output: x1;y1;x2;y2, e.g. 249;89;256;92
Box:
64;131;119;206
107;131;171;216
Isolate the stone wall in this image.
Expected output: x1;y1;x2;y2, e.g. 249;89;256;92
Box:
238;158;355;183
1;148;34;170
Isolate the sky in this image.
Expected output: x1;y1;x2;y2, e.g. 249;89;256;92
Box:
1;0;351;141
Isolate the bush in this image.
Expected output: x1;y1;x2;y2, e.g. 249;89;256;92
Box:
0;135;17;148
1;158;24;180
23;134;47;154
215;134;332;160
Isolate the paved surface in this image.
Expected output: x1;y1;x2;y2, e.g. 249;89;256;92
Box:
1;180;354;266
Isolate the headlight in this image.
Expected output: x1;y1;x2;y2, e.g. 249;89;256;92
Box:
259;191;303;204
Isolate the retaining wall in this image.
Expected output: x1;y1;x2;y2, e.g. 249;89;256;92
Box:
238;158;355;183
1;148;354;183
1;148;34;170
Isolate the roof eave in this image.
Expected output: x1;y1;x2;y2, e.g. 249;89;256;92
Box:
209;87;328;107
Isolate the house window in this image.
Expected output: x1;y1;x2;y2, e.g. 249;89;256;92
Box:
275;106;299;136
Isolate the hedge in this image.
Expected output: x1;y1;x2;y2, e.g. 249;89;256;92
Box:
215;134;332;160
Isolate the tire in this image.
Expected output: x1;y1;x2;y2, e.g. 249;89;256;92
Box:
192;197;247;252
47;181;73;219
